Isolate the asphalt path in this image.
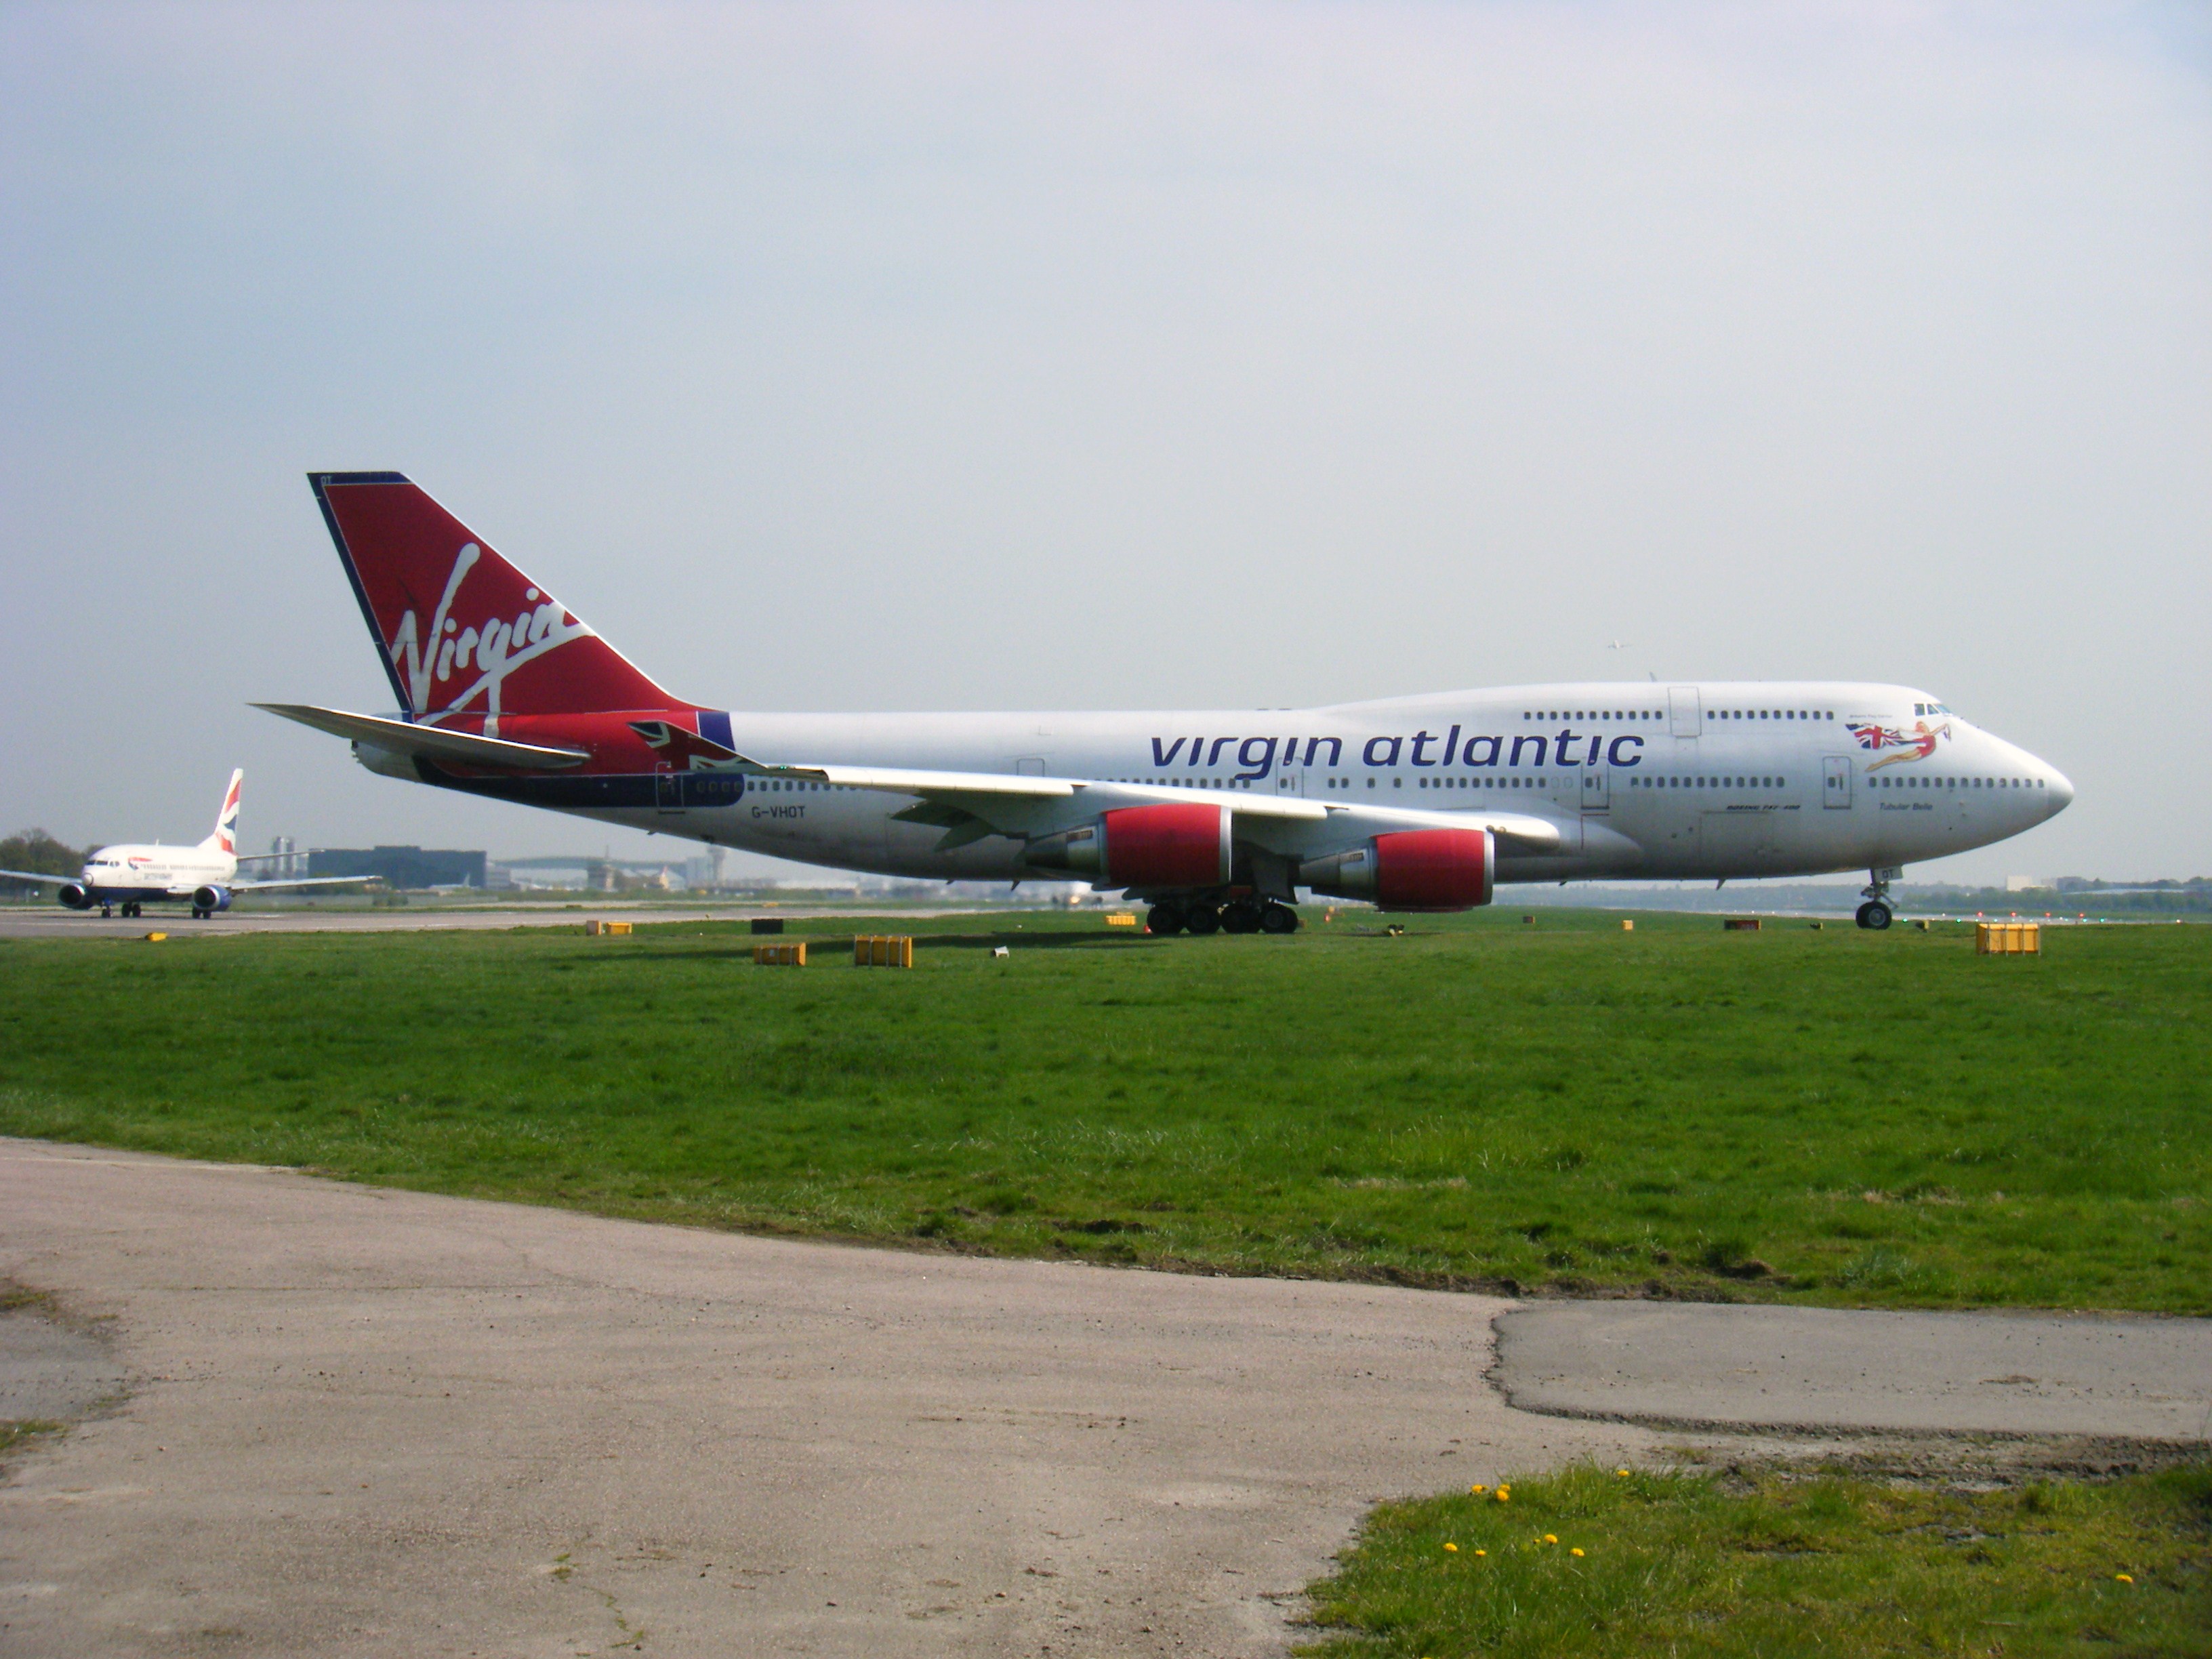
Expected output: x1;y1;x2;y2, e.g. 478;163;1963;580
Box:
4;1143;2205;1657
0;1141;1641;1658
1494;1302;2212;1442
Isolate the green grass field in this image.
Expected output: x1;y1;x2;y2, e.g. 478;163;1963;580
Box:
1300;1462;2212;1658
1;908;2205;1311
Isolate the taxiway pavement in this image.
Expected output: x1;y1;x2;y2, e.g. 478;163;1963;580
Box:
0;1141;1640;1658
4;1141;2205;1658
0;904;991;941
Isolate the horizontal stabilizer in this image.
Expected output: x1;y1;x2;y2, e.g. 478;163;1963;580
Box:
253;704;590;770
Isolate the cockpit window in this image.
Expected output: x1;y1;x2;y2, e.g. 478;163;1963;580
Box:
1914;701;1954;717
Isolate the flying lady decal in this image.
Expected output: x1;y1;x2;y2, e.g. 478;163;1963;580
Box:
1849;718;1951;772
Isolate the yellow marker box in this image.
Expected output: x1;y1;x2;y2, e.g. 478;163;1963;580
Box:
853;935;914;968
1975;922;2041;956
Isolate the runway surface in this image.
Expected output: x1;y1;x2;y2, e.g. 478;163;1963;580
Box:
0;1141;1643;1658
3;1142;2205;1657
0;903;994;940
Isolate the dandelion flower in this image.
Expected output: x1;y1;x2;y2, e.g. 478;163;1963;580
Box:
1444;1542;1458;1553
1474;1549;1487;1557
2115;1573;2133;1584
1496;1490;1511;1503
1544;1534;1558;1544
1616;1469;1630;1477
1471;1484;1488;1495
1572;1548;1585;1557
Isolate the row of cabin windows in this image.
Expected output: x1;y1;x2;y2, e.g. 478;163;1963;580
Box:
1519;708;1838;722
1403;775;1546;790
1629;775;1788;790
1872;775;2043;790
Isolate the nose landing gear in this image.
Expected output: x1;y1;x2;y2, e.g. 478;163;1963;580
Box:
1856;867;1900;930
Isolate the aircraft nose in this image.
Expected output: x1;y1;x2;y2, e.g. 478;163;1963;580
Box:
2045;765;2074;816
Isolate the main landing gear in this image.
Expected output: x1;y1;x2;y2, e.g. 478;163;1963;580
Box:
1146;899;1301;937
1856;868;1898;930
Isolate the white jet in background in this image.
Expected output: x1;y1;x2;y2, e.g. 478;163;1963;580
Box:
1;771;365;918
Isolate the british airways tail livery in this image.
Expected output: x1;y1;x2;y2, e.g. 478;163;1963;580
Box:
2;770;367;918
260;472;2072;933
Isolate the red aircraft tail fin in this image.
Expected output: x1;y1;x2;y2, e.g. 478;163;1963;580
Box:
308;472;682;722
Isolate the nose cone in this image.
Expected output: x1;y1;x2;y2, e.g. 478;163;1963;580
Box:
2045;765;2074;818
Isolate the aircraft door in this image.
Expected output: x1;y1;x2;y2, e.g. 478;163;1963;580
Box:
1822;754;1853;810
1668;686;1702;738
1580;764;1609;814
655;766;682;813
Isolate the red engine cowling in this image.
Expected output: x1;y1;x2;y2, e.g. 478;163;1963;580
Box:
1023;802;1231;889
1301;829;1493;912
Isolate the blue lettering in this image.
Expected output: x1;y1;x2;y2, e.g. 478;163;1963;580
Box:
1607;734;1644;768
1234;736;1278;781
1362;735;1403;767
1510;735;1549;766
1150;737;1187;767
1462;734;1502;767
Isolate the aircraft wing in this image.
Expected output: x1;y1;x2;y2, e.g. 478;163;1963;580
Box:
741;759;1563;853
253;704;591;770
0;868;71;886
228;875;383;892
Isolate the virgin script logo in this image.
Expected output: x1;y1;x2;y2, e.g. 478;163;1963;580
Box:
387;543;592;728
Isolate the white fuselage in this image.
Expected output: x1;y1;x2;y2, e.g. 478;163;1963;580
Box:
74;843;237;903
403;681;2068;888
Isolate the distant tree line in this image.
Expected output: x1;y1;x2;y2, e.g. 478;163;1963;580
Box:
1;829;87;897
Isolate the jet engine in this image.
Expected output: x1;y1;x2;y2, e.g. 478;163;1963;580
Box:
57;882;93;910
192;884;233;914
1023;802;1231;889
1300;828;1494;912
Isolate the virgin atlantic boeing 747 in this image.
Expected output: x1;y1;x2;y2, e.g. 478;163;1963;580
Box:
260;473;2072;932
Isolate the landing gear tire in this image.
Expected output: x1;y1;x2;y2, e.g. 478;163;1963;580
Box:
1146;903;1186;937
122;902;138;918
1221;901;1264;935
1856;901;1893;930
190;905;208;920
100;904;113;918
1183;905;1222;936
1259;903;1300;935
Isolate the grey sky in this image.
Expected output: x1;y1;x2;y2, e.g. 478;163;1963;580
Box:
4;2;2206;882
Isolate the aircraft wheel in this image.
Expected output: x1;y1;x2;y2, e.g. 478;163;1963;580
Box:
1856;901;1893;930
1221;901;1263;935
1145;903;1186;937
1183;905;1222;936
1260;903;1300;935
100;905;112;918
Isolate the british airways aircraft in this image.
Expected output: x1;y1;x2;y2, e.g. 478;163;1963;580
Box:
260;474;2072;933
1;771;363;918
